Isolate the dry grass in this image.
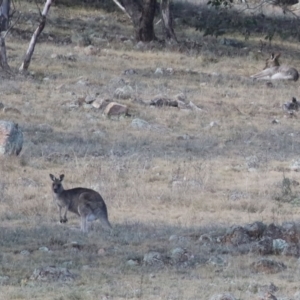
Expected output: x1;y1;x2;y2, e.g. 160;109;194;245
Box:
1;1;300;299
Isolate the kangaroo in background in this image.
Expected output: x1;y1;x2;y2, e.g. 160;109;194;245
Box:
50;174;111;233
251;53;299;81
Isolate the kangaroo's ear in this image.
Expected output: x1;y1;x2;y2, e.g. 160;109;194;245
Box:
275;53;281;58
49;174;55;181
59;174;65;181
270;53;275;59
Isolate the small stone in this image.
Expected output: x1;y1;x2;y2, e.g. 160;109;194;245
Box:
85;95;95;104
39;246;49;252
131;118;150;129
103;102;128;117
143;251;163;265
169;235;179;242
154;68;163;75
127;259;139;266
273;239;289;254
20;250;30;256
92;98;111;110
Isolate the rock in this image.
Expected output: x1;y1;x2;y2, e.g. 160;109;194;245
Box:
131;118;150;129
154;68;164;75
187;101;202;111
103;102;128;117
250;258;286;274
208;255;227;267
252;237;273;255
20;250;30;256
76;78;89;86
150;97;178;107
283;97;300;111
85;95;95;104
170;247;188;263
39;246;49;252
135;41;145;50
246;155;259;169
222;226;250;246
127;259;139;266
169;235;179;242
114;85;133;99
290;159;300;171
92;98;111;110
244;221;266;238
210;293;236;300
0;121;23;155
263;223;283;240
282;243;299;256
143;251;163;266
166;67;174;74
123;69;137;75
282;222;300;243
175;93;186;102
271;119;280;124
273;238;289;254
30;266;76;282
199;234;213;243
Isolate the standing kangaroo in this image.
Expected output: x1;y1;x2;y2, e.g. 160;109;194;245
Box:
50;174;111;233
251;53;299;81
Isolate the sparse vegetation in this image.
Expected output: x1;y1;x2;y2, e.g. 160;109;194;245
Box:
1;0;300;299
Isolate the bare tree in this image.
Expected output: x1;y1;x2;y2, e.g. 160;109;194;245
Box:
112;0;177;42
113;0;157;41
0;0;11;70
160;0;177;42
19;0;53;72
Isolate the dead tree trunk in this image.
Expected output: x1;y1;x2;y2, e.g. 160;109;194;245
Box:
0;0;11;70
114;0;157;42
19;0;52;72
160;0;177;42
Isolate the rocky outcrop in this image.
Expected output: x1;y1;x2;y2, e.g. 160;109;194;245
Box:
0;121;23;155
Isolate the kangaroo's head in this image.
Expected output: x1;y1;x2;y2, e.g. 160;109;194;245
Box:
264;53;281;69
49;174;65;194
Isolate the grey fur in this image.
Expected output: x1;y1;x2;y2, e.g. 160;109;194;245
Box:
50;174;111;232
251;53;299;81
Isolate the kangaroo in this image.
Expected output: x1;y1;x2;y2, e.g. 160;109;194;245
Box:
251;53;299;81
50;174;111;233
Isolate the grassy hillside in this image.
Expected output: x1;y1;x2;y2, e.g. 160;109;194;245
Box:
1;1;300;299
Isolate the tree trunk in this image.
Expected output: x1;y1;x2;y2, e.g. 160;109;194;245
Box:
139;0;156;41
19;0;53;72
117;0;156;42
160;0;177;42
0;0;10;71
